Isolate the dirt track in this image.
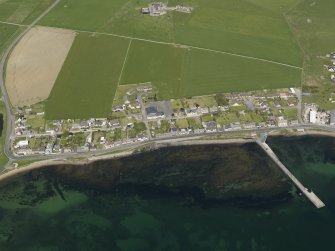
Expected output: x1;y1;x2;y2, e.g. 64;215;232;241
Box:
5;26;75;106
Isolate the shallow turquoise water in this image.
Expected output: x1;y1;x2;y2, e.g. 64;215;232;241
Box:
0;137;334;251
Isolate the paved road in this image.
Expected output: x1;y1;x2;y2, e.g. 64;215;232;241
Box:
0;0;61;164
6;123;335;162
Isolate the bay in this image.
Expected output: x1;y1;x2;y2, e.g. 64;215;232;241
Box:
0;136;334;251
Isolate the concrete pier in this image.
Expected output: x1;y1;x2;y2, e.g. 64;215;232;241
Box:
257;140;325;209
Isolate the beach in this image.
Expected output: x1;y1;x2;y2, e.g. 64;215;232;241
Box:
0;130;334;183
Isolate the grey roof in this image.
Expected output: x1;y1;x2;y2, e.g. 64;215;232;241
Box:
146;106;158;114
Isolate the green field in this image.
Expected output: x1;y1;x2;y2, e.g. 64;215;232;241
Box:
121;40;302;99
0;0;52;24
120;40;185;99
0;23;19;57
286;0;335;84
40;0;303;66
179;49;302;98
45;33;130;119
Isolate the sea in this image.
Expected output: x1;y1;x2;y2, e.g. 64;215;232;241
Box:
0;136;334;251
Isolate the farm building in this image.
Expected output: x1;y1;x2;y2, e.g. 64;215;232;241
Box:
141;2;192;16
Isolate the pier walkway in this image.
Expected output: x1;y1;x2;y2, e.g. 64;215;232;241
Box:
256;140;325;209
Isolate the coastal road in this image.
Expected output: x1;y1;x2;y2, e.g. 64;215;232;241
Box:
0;0;61;164
6;122;335;163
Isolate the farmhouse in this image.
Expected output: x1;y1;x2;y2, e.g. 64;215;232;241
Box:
142;2;167;16
141;2;192;16
137;86;152;92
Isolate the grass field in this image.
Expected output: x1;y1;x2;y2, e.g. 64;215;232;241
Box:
45;33;130;119
286;0;335;84
121;40;302;99
0;23;20;57
39;0;303;66
120;40;185;99
0;0;52;24
179;49;302;97
284;0;335;108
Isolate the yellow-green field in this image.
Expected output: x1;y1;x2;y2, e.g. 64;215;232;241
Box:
45;33;130;119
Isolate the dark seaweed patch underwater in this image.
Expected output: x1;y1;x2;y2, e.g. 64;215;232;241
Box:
0;138;334;251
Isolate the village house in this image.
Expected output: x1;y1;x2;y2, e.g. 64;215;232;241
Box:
287;101;295;107
289;120;299;126
112;105;125;112
209;106;218;113
267;119;276;127
257;122;267;128
185;108;198;117
128;102;141;109
277;116;288;127
62;146;73;153
327;66;335;72
199;107;209;114
218;105;229;112
202;121;217;133
109;119;121;129
194;128;205;134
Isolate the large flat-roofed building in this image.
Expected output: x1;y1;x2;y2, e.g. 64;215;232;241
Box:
310;110;317;123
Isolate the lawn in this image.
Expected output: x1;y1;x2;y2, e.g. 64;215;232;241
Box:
0;0;52;24
45;33;130;119
0;23;19;58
